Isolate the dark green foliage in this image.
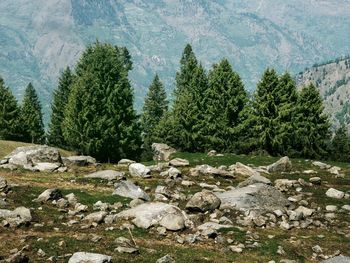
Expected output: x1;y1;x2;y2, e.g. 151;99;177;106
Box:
20;83;45;143
203;59;247;151
62;42;141;162
156;45;208;152
0;77;22;141
141;74;168;158
330;124;350;162
294;83;331;158
48;67;73;147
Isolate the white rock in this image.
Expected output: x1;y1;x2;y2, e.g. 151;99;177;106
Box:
326;188;345;199
68;252;112;263
129;163;151;178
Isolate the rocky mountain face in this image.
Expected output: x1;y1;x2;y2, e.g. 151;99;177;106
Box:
0;0;349;120
296;57;350;128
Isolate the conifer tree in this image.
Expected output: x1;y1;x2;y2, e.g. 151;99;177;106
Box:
204;59;247;151
0;77;22;141
331;124;350;161
294;83;331;158
48;67;73;147
63;42;141;162
141;74;168;156
20;83;45;143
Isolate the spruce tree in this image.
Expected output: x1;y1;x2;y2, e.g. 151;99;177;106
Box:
141;74;168;157
294;83;331;158
331;124;350;161
48;67;73;147
204;59;247;151
63;42;141;162
0;77;22;141
20;83;45;143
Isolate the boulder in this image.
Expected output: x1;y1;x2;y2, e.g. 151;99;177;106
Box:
267;157;292;173
169;158;189;167
186;191;221;212
197;222;233;231
229;162;260;177
63;156;96;167
68;252;112;263
83;211;107;224
320;256;350;263
118;159;136;166
0;206;32;226
274;179;299;192
0;146;63;171
190;164;234;178
328;166;341;175
0;176;8;192
117;202;186;231
113;180;150;201
152;143;177;161
215;183;290;213
237;174;271;188
34;188;63;203
129;163;151;178
312;161;331;169
85;170;124;181
294;206;315;218
156;255;175;263
326;188;345;199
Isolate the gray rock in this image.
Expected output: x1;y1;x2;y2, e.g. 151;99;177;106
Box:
5;251;29;263
0;206;32;226
83;211;107;224
68;252;112;263
328;166;341;175
197;222;233;231
152;143;177;161
294;206;315;218
34;188;63;203
215;183;290;213
118;159;135;166
309;177;321;185
85;170;124;181
117;202;186;231
274;179;299;192
186;191;221;212
0;164;18;170
34;162;61;172
0;176;8;192
238;174;271;187
113;180;150;201
229;162;260;177
63;156;96;167
190;164;234;178
129;163;151;178
326;188;345;199
169;158;189;167
115;237;139;254
312;161;331;169
320;256;350;263
156;254;175;263
267;156;292;173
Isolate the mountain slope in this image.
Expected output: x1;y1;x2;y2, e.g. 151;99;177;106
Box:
0;0;349;120
296;57;350;128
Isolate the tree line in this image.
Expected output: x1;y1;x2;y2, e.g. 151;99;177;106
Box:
0;42;349;162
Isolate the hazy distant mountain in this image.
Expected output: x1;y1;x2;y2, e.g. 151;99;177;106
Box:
297;57;350;128
0;0;349;119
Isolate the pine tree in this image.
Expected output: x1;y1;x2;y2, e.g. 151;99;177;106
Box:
274;72;298;155
20;83;45;143
0;77;22;140
251;68;280;154
331;124;350;161
63;42;141;162
141;74;168;157
294;83;331;158
204;59;247;151
48;67;73;147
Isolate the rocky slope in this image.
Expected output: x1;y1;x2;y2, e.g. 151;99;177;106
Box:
296;57;350;128
0;0;349;118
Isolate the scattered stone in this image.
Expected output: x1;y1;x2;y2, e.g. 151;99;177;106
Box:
186;191;221;212
309;177;322;185
312;161;331;170
320;256;350;263
117;202;186;231
156;254;175;263
303;170;317;174
328;166;341;175
326;205;338;212
294;206;315;218
115;237;139;254
274;179;299;192
130;199;145;208
190;164;234;178
237;174;271;187
65;193;78;206
181;180;195;187
83;211;107;224
326;188;345;199
312;245;323;253
63;156;96;167
34;188;62;203
5;251;29;263
207;150;217;156
0;207;32;226
342;205;350;211
152;143;177;161
229;244;244;253
169;158;189;167
216;183;290;213
85;170;124;181
34;162;61;172
277;246;286;255
229;162;259;177
0;177;8;192
118;159;136;166
129;163;151;178
68;252;112;263
267;156;292;173
113;180;150;201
